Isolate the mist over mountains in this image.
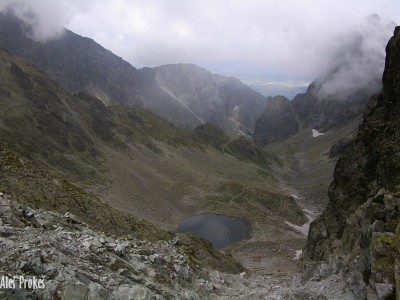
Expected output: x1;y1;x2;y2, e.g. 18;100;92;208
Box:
314;14;395;100
1;1;397;92
254;16;396;146
1;2;400;299
1;7;396;141
0;11;267;134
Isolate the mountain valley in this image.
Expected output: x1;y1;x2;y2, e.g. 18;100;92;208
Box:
0;8;399;299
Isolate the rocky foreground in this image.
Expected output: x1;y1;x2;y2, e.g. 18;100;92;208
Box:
0;192;215;299
0;192;384;300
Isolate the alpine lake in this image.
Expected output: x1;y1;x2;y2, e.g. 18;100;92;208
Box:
176;214;249;249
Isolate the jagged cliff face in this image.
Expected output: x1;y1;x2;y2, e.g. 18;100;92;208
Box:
253;17;394;146
305;27;400;299
0;12;266;133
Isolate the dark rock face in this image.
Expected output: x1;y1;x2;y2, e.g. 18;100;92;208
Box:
0;12;266;133
254;96;299;145
328;136;354;158
291;82;375;132
253;82;378;146
305;27;400;299
254;79;380;146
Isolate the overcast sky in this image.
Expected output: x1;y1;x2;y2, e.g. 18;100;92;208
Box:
1;0;399;87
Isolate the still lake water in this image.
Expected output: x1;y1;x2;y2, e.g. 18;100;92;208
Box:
176;214;249;249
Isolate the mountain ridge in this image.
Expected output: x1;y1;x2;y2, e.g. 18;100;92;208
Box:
0;11;266;134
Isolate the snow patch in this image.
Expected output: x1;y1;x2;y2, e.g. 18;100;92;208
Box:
285;211;314;236
291;193;302;200
293;249;302;261
312;129;324;137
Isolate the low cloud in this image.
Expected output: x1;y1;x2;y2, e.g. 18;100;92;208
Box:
1;0;76;41
1;0;399;85
314;15;396;100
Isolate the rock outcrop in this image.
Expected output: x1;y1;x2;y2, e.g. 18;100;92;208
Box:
305;27;400;299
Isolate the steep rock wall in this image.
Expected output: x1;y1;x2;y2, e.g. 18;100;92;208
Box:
305;27;400;298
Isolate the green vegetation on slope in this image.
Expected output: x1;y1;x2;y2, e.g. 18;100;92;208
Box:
0;50;107;185
0;145;168;240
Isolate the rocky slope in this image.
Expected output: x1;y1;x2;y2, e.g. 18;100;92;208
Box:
305;27;400;299
291;82;376;133
0;47;197;184
0;193;243;299
0;11;266;134
0;191;363;300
